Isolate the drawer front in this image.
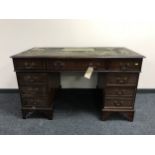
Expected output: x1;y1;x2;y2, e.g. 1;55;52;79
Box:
47;59;105;71
20;86;48;97
22;97;50;107
17;73;47;85
13;59;46;70
104;87;136;97
104;97;133;108
105;73;139;86
108;59;142;71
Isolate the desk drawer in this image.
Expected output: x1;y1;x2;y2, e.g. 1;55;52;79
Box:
20;86;48;97
105;73;139;86
108;59;142;71
104;87;136;97
47;59;105;71
104;97;133;108
17;73;47;85
22;97;50;107
13;59;46;70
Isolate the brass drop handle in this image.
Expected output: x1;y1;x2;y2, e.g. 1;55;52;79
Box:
117;89;127;95
117;90;123;95
25;75;38;82
25;76;31;80
88;62;94;68
32;106;36;110
54;61;64;68
134;62;139;66
113;100;121;106
120;62;131;70
24;62;35;69
89;62;93;66
120;63;126;70
116;77;128;84
25;75;34;82
89;62;98;70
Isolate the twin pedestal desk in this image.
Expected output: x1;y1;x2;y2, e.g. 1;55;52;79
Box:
11;47;144;121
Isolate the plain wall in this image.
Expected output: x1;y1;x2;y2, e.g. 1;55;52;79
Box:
0;19;153;88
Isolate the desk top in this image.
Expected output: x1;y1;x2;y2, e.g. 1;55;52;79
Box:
11;47;144;59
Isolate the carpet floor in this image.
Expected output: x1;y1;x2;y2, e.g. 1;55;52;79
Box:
0;90;155;135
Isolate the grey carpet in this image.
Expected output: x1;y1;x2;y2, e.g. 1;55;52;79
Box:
0;90;155;135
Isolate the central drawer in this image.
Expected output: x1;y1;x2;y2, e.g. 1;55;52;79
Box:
47;59;105;71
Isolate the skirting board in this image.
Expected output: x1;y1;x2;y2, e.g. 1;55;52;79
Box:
0;89;155;93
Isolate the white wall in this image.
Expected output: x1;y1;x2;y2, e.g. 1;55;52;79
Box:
0;19;154;88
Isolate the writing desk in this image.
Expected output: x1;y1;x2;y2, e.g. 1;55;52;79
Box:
11;47;144;121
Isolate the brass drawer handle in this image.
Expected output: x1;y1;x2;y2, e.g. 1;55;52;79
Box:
116;89;127;95
54;61;64;67
32;106;36;110
116;91;123;95
113;100;121;106
89;62;93;66
25;76;31;80
116;77;128;84
134;62;139;66
88;62;95;68
89;62;98;69
120;62;131;70
24;62;35;69
88;62;103;69
25;76;40;82
24;76;35;82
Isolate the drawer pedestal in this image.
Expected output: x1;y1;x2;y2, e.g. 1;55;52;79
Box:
98;72;139;121
16;72;60;119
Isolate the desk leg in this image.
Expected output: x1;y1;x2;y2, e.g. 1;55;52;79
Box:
122;111;134;122
101;110;134;121
22;110;27;119
21;109;53;120
101;111;111;121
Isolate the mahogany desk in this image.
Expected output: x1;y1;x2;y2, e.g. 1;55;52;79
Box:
11;47;144;121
